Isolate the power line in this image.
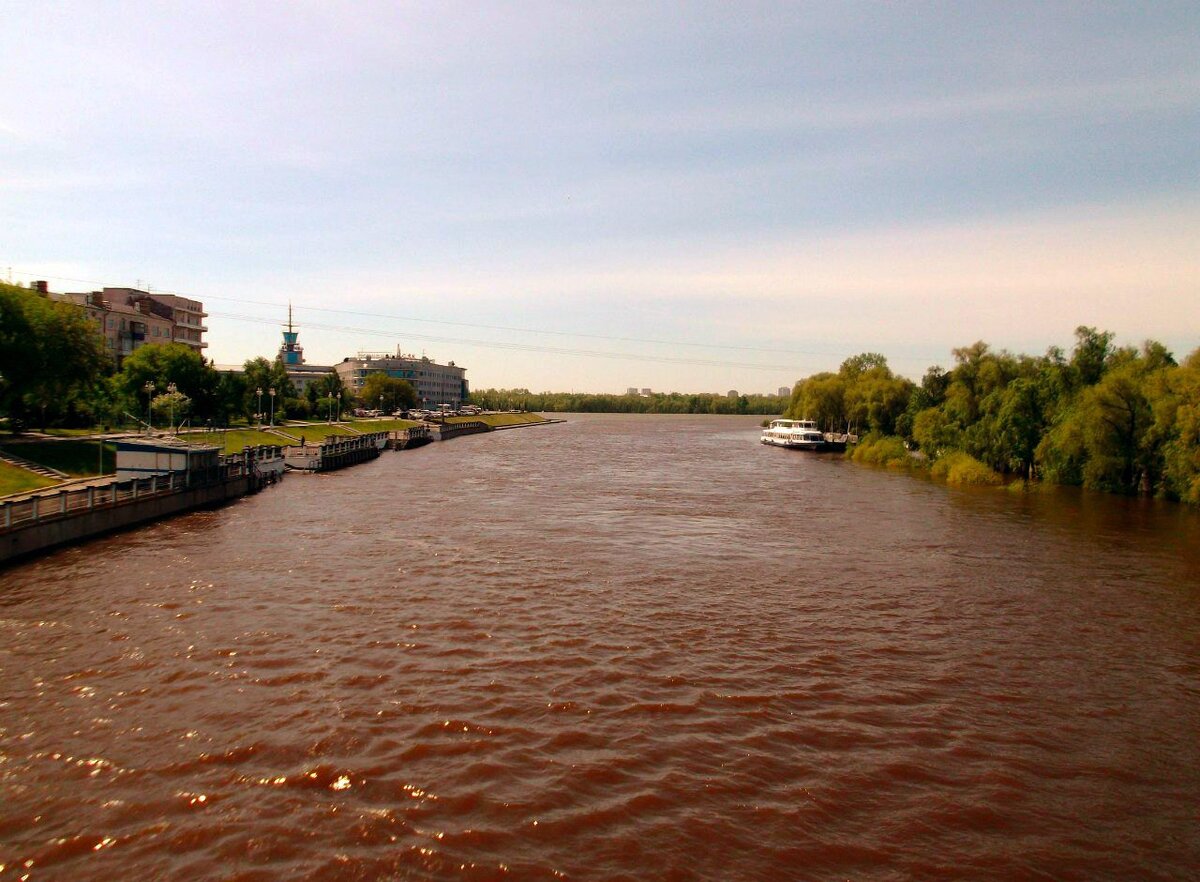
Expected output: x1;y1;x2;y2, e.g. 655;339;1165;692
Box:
4;266;863;361
5;266;949;371
211;310;800;372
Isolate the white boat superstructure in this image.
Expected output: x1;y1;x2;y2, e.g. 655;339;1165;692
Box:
760;419;827;450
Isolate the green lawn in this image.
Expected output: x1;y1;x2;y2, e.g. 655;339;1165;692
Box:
0;440;115;477
184;421;419;453
183;429;304;454
334;418;422;432
0;460;59;497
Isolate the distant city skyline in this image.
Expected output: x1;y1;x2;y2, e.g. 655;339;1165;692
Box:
3;3;1197;392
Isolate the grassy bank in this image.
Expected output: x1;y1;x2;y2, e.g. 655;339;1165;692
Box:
0;460;58;496
0;440;115;477
183;420;421;454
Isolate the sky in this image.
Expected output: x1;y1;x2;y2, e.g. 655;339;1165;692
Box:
2;1;1197;394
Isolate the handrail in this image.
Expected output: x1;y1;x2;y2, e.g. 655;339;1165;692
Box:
0;444;286;535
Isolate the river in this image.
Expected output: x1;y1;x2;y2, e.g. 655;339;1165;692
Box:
2;413;1198;881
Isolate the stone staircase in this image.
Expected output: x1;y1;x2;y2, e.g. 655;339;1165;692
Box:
0;447;68;480
263;428;301;443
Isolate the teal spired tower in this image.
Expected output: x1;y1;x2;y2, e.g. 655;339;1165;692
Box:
280;304;303;366
276;305;335;396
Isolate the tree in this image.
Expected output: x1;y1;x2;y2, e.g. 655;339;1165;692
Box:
992;378;1044;478
1077;361;1154;493
359;373;418;412
1157;348;1200;502
839;352;889;380
0;282;110;429
786;373;847;428
214;370;247;426
311;371;346;399
115;343;221;423
912;406;959;457
242;357;294;421
824;355;913;436
152;388;191;432
1070;326;1115;387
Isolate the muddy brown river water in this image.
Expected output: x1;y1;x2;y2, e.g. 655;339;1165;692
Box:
2;413;1198;881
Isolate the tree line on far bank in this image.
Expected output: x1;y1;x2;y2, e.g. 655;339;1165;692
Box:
783;328;1200;503
471;389;785;415
0;281;419;431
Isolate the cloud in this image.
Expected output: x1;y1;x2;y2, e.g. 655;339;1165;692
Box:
605;73;1200;138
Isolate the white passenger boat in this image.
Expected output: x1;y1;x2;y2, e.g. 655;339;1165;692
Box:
760;418;828;450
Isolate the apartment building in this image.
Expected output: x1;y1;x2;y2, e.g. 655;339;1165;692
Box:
106;289;208;355
335;349;468;408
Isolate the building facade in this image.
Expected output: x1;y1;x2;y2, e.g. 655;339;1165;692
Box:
335;349;468;408
54;285;208;366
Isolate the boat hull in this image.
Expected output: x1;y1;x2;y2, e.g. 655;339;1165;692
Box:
761;438;845;452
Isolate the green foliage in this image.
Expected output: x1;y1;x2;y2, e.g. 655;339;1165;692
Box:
359;373;418;412
115;342;222;425
849;434;911;468
242;357;294;422
912;405;959;457
0;281;110;430
929;451;1003;486
789;333;1198;505
285;397;312;420
151;390;191;430
784;353;913;435
1071;326;1115;386
214;370;247;425
470;389;784;415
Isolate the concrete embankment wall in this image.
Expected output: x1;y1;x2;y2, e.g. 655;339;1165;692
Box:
436;421;492;441
1;477;252;566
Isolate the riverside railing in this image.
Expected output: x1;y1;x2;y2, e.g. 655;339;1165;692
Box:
0;445;283;535
1;471;190;533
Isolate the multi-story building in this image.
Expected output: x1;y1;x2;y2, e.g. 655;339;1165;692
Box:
54;285;208;367
335;349;468;409
105;289;207;355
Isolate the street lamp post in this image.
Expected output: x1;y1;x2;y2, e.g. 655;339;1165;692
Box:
167;382;177;434
144;381;155;433
269;387;276;428
336;391;341;423
256;387;263;427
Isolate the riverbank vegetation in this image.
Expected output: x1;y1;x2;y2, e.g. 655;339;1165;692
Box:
787;329;1200;503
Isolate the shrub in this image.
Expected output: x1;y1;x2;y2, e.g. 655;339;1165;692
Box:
930;450;1003;486
850;434;911;468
